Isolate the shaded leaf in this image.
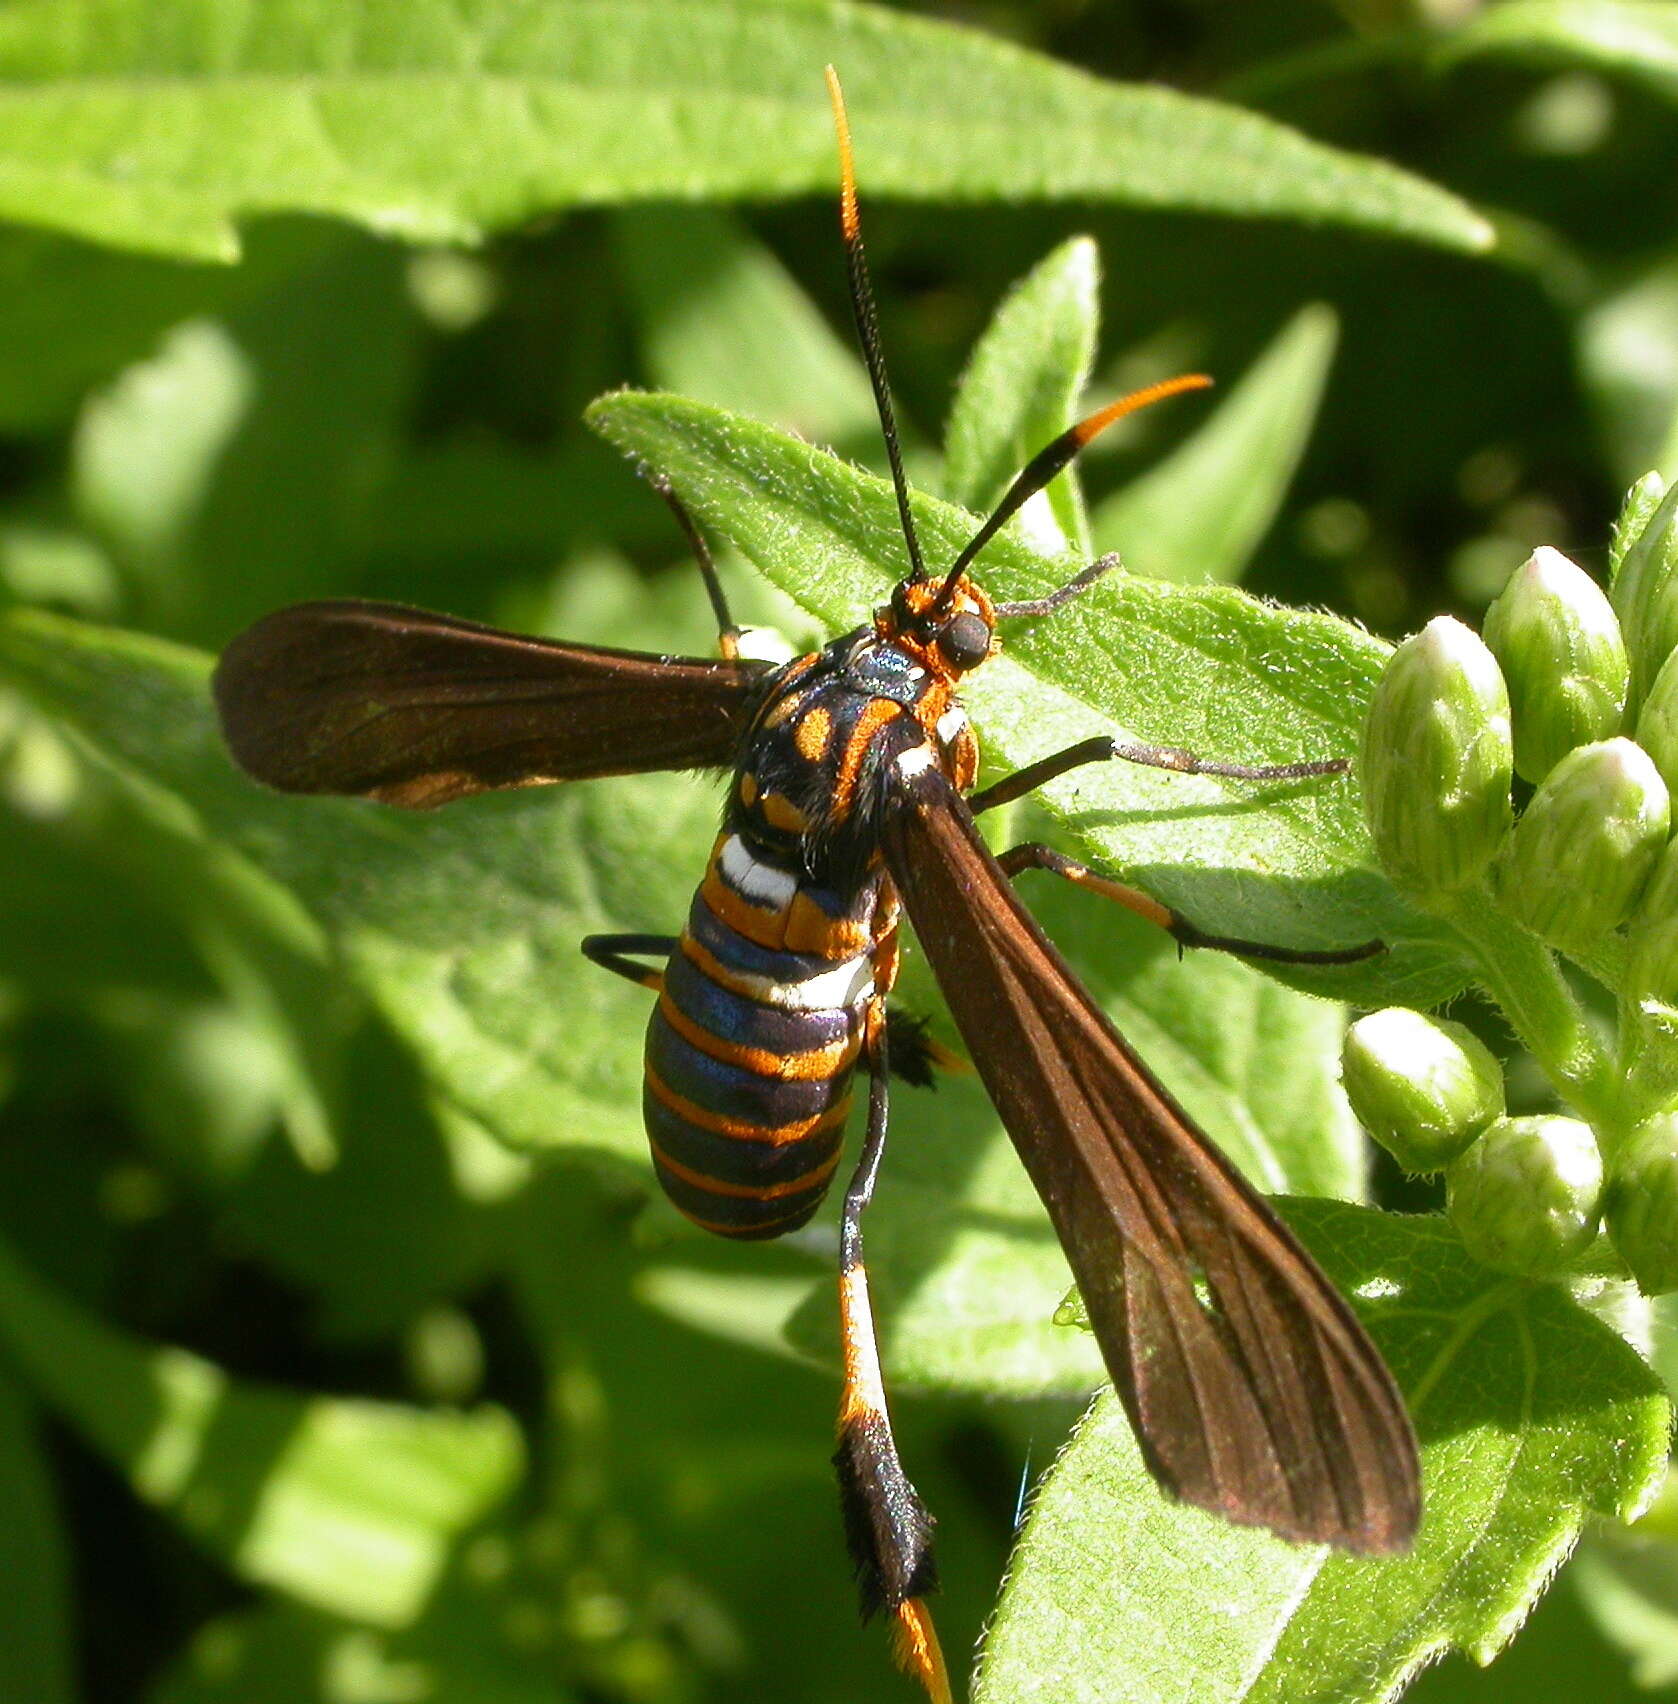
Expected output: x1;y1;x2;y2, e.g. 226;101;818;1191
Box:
0;1231;522;1627
1093;303;1340;584
0;0;1493;261
974;1203;1670;1704
612;205;877;449
0;1367;73;1704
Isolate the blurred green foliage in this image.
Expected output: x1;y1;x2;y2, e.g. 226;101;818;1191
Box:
5;2;1678;1701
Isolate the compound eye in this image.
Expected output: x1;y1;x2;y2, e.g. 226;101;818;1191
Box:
938;610;992;669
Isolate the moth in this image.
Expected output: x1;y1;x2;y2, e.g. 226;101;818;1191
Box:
213;67;1419;1704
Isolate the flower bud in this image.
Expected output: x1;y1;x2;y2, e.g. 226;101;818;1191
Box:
1482;547;1628;784
1611;478;1678;710
1342;1008;1503;1172
1627;840;1678;1008
1491;738;1669;951
1447;1115;1603;1277
1605;1114;1678;1295
1361;617;1514;899
1635;647;1678;799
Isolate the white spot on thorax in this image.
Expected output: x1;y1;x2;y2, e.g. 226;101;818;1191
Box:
935;707;968;745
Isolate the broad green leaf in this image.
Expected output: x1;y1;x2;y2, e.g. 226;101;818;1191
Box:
0;0;1493;262
943;236;1101;556
0;1230;522;1627
612;206;877;450
1093;304;1340;584
0;597;719;1166
587;390;1472;1008
974;1203;1670;1704
0;1368;73;1704
1440;2;1678;99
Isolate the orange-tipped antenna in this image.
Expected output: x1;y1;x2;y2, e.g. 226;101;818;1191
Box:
940;372;1214;600
825;65;928;582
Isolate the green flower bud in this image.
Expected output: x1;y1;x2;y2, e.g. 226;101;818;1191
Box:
1611;477;1678;710
1635;646;1678;799
1491;738;1669;951
1447;1115;1603;1277
1610;471;1666;583
1605;1114;1678;1295
1627;840;1678;1008
1361;616;1514;899
1342;1008;1503;1172
1482;547;1628;784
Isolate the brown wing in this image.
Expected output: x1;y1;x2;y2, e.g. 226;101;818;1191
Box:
213;600;765;808
880;765;1419;1553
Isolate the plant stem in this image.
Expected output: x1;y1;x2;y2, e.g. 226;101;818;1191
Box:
1437;892;1618;1129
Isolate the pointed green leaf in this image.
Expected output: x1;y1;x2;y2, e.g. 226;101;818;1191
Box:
974;1202;1670;1704
1093;304;1339;584
0;0;1495;261
587;389;1471;1008
0;1369;73;1704
1441;3;1678;100
613;206;877;449
943;236;1101;555
0;1233;522;1627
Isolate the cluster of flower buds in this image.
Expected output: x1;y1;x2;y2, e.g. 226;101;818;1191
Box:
1349;476;1678;1286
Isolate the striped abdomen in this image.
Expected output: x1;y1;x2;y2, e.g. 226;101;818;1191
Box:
644;832;883;1240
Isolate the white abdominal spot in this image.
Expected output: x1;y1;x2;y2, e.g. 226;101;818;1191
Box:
745;956;874;1011
895;746;936;778
935;707;968;744
719;834;798;908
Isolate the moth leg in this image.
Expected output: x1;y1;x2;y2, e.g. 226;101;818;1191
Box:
994;843;1383;965
884;1005;970;1086
580;933;679;992
638;468;744;662
834;1001;951;1704
967;734;1349;817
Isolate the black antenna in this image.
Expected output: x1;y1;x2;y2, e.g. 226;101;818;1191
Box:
936;374;1213;609
825;66;928;583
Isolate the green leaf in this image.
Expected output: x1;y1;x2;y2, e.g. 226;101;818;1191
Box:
612;206;878;451
151;1601;572;1704
0;0;1494;262
1571;1513;1678;1690
0;599;718;1167
1440;2;1678;100
974;1202;1670;1704
0;1368;74;1704
943;236;1101;555
0;1230;522;1627
587;389;1472;1008
1092;304;1340;585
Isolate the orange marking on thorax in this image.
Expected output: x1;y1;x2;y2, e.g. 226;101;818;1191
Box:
832;699;901;811
759;791;810;834
795;704;833;762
